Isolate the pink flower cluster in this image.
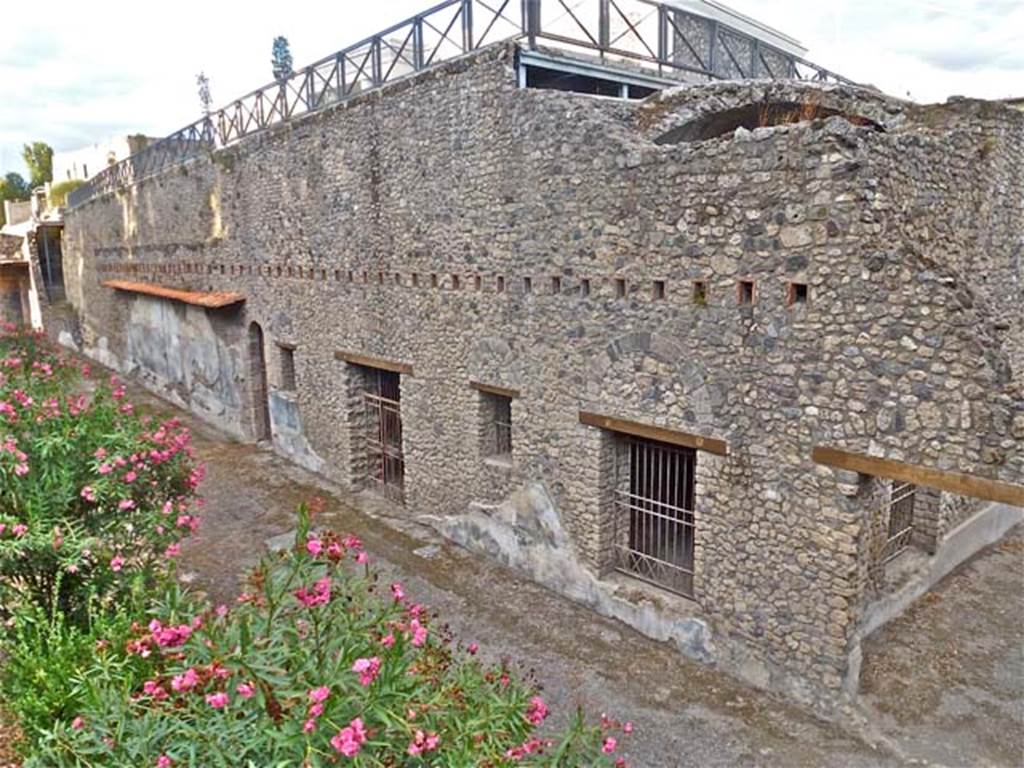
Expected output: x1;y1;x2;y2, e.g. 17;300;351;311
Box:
407;729;440;756
352;656;381;687
148;619;195;649
525;696;548;726
303;685;330;733
294;576;331;607
331;718;367;758
1;436;29;477
304;532;368;564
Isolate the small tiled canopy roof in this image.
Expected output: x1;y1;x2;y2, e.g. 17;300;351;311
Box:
101;280;245;309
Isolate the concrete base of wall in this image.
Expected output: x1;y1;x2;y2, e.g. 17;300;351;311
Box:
846;502;1024;694
427;481;838;711
268;390;327;474
857;502;1023;639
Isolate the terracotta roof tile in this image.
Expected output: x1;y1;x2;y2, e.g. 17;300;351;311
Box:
101;280;245;309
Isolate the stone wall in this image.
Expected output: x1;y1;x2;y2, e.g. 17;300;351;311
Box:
60;43;1023;710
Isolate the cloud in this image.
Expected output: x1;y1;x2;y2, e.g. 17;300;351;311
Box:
1;0;1021;176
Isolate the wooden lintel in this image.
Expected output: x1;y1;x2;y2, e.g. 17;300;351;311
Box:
579;411;728;456
470;381;521;399
334;351;413;375
812;446;1024;507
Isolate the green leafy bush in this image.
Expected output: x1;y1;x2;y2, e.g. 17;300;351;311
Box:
0;592;155;747
30;507;632;767
47;180;85;208
0;326;202;623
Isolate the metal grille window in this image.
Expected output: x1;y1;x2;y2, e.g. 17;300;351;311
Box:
278;345;296;391
881;482;915;563
614;436;696;597
481;391;512;459
362;368;404;504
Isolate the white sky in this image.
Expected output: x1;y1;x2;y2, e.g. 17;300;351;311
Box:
1;0;1020;176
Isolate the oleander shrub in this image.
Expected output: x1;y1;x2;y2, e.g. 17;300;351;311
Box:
0;592;156;749
30;507;632;767
0;325;202;624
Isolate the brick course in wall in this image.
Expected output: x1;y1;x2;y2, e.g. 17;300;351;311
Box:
58;43;1023;711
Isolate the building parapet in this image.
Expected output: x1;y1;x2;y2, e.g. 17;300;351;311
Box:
67;0;852;210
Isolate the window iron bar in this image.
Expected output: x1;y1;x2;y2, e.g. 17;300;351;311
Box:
614;436;696;597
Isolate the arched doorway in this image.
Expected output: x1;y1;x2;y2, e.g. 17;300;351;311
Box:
248;321;271;441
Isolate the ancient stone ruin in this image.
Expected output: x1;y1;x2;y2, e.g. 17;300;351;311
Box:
43;1;1023;713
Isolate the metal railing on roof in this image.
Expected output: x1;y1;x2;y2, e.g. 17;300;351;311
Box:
67;0;854;209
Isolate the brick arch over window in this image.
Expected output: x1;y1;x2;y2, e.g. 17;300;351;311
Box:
580;331;718;425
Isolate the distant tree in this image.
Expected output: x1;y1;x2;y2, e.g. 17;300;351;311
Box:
196;71;213;117
21;142;53;189
271;36;294;82
0;172;31;226
2;173;30;199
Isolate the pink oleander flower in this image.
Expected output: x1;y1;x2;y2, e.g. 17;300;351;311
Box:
94;447;107;459
390;582;405;602
352;656;381;687
355;551;369;564
205;691;229;709
156;756;172;768
236;682;255;699
308;685;330;705
294;577;331;607
71;716;85;730
468;642;479;655
407;730;440;756
122;470;137;483
165;542;181;559
142;680;168;700
80;486;97;503
602;737;618;754
623;721;633;734
150;620;192;648
110;555;125;572
118;499;135;510
308;702;324;718
11;523;27;537
14;463;28;477
331;718;367;758
306;537;323;556
303;718;317;733
171;668;199;692
98;463;113;475
409;618;428;647
526;696;548;726
380;633;395;648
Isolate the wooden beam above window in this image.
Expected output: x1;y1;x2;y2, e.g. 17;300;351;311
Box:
811;446;1024;507
470;381;521;399
334;350;413;375
578;411;728;456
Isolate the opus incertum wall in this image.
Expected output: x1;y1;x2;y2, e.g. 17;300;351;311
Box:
60;42;1024;711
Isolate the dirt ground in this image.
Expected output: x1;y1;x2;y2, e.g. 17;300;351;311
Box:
6;379;1023;767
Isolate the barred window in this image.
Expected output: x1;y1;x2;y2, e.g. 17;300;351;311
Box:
480;391;512;459
279;345;297;391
